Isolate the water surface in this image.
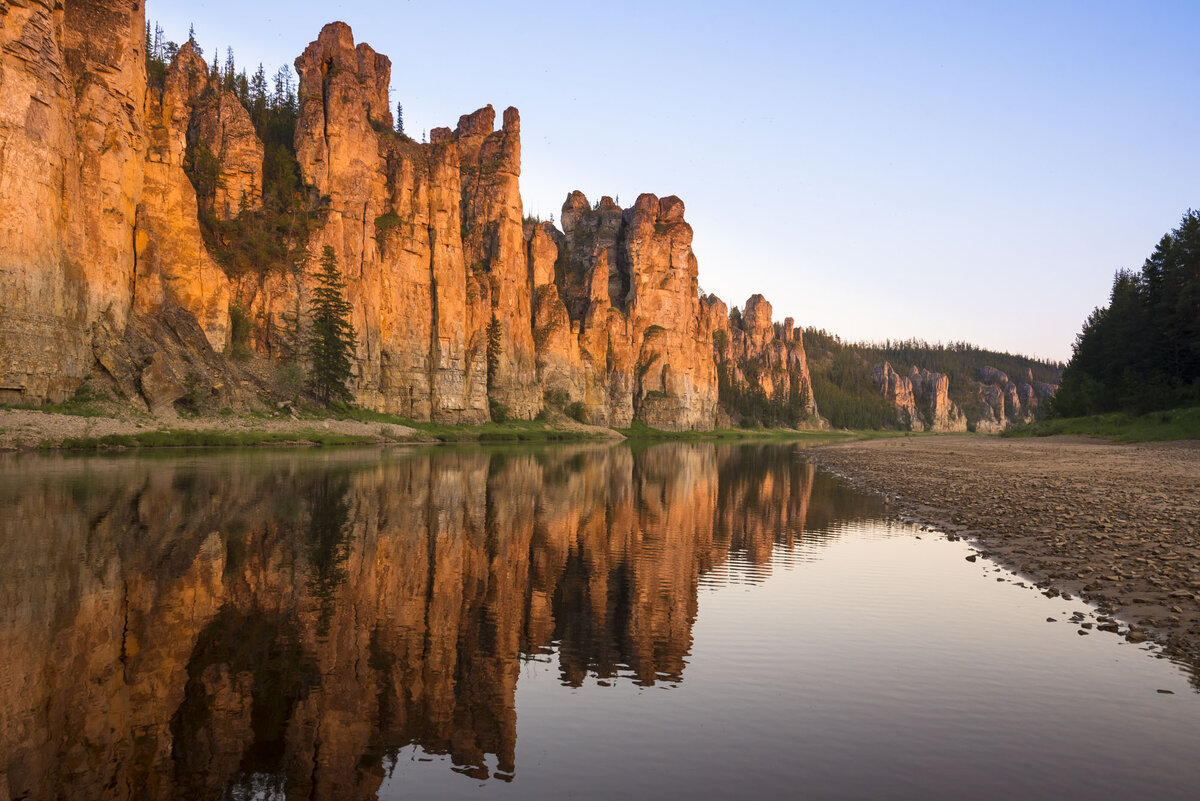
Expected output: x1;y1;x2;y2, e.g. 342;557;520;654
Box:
0;443;1196;800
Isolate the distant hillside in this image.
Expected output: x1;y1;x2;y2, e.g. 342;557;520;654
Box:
802;330;1064;431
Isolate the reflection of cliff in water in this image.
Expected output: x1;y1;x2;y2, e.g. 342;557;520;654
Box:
0;444;880;798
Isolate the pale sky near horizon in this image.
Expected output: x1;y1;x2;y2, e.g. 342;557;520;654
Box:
149;0;1200;363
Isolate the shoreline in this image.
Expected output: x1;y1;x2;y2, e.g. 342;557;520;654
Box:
806;435;1200;669
0;406;851;452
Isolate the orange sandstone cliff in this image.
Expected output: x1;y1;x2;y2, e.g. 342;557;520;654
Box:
0;9;823;429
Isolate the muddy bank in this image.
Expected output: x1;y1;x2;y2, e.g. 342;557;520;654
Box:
808;435;1200;665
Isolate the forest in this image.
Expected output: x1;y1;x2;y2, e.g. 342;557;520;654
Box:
1053;210;1200;417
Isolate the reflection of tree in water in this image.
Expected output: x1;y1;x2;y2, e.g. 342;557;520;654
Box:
170;608;318;797
305;472;353;637
169;471;352;797
553;549;637;686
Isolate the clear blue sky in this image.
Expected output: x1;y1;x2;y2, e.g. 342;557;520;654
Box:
150;0;1200;363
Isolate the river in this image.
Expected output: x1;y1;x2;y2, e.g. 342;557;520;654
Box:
0;443;1196;799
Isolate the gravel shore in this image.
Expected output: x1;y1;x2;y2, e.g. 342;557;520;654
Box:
807;435;1200;668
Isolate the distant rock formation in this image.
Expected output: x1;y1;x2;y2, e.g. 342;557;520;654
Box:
971;366;1058;432
712;295;824;428
870;360;1056;433
527;191;720;429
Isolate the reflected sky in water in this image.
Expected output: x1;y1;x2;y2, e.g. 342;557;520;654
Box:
0;443;1197;800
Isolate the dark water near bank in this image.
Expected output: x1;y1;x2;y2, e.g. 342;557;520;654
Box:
1;443;1197;800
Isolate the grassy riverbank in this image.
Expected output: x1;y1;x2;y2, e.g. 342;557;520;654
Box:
1003;406;1200;443
2;397;972;452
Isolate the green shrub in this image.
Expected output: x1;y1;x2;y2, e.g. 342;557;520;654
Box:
228;303;254;360
276;363;306;400
543;387;570;409
566;401;588;423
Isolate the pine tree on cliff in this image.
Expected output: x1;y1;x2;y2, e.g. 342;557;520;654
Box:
306;246;358;406
396;102;405;136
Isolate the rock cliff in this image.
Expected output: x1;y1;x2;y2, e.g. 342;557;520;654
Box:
714;294;824;428
870;362;968;432
0;0;146;401
2;12;835;428
528;191;720;429
971;366;1058;432
0;3;257;411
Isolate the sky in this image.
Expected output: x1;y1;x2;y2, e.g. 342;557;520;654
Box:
149;0;1200;363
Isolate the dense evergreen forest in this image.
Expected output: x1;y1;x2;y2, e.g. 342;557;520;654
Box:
803;329;1063;430
1053;210;1200;416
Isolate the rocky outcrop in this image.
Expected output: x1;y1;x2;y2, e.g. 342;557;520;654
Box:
714;294;824;428
871;361;967;432
136;41;233;351
526;192;720;429
0;4;252;410
971;366;1058;431
284;22;488;422
192;92;263;219
871;362;924;430
910;367;967;432
454;105;539;418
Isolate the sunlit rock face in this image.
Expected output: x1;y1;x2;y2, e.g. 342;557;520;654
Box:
0;11;827;430
529;192;721;429
910;366;968;432
0;445;878;797
137;41;234;351
872;361;924;431
714;294;825;428
0;0;147;401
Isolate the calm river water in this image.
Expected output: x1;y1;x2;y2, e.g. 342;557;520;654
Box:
1;443;1197;800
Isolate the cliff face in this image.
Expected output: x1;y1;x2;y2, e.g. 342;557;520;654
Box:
972;366;1058;432
714;294;823;428
0;2;257;412
871;361;924;430
1;14;831;428
136;41;233;351
871;362;967;433
910;367;968;432
0;0;146;401
528;191;720;429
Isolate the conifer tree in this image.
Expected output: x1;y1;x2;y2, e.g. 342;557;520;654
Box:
396;102;405;135
306;246;358;405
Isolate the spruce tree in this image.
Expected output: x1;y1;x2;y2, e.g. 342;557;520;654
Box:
395;102;405;135
306;246;358;405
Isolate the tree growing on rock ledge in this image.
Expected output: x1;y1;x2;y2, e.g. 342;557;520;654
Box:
306;246;358;405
